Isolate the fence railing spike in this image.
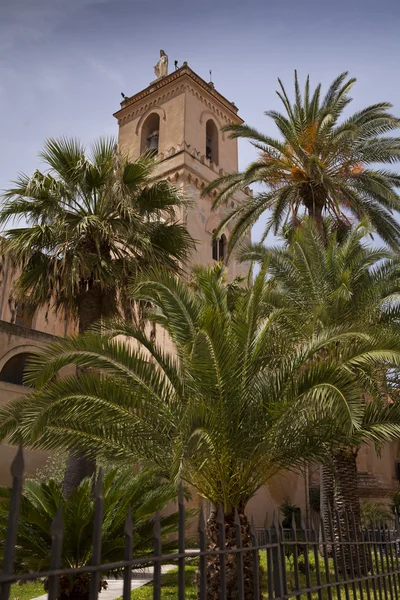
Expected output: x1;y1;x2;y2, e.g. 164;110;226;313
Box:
198;505;205;533
153;509;161;540
124;507;133;537
93;468;103;498
291;511;297;534
50;503;64;537
178;481;184;505
11;445;24;478
234;505;241;527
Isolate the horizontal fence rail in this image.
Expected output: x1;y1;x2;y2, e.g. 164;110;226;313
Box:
1;447;400;599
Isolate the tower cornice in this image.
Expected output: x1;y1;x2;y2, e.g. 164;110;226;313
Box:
113;64;243;126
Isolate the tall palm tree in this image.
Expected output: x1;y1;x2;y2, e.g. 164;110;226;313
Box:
2;266;400;595
0;467;186;600
206;72;400;256
0;137;194;495
240;220;400;536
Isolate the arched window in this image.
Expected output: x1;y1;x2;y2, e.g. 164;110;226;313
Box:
212;232;226;262
141;113;160;154
206;119;219;165
0;353;35;386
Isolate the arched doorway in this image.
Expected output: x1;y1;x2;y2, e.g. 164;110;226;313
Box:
0;353;35;386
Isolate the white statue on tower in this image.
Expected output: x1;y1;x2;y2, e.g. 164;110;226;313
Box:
154;50;168;78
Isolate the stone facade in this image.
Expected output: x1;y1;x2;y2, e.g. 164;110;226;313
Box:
0;62;398;525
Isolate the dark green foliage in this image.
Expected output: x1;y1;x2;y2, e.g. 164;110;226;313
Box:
280;499;301;528
309;487;321;514
0;138;194;323
0;468;186;595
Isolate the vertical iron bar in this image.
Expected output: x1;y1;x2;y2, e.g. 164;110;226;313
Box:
291;513;301;594
320;517;333;600
376;521;389;600
385;521;397;600
123;508;133;600
265;515;274;600
234;507;244;600
328;508;342;600
388;519;399;600
372;521;385;600
0;446;24;600
395;511;400;591
217;505;226;600
250;516;260;599
178;484;185;600
277;512;287;597
271;511;284;599
310;517;322;600
89;469;104;600
349;510;365;600
301;516;312;600
153;511;162;600
47;504;64;600
336;510;351;600
366;525;378;600
343;511;357;600
198;507;207;600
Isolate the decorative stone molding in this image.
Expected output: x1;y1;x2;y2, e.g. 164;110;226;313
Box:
114;66;243;128
156;142;253;197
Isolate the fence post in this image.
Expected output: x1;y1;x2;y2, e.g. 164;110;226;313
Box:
178;483;185;600
122;508;133;600
234;507;245;600
198;507;207;600
250;516;260;599
271;511;284;599
0;446;24;600
89;469;104;600
153;511;162;600
47;503;64;600
217;505;227;600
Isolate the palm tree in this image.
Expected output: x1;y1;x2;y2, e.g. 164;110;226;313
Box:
205;72;400;256
0;137;194;495
0;467;187;600
2;266;400;595
240;220;400;543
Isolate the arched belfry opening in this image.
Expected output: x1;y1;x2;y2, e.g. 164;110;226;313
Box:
141;113;160;154
0;353;35;387
206;119;219;165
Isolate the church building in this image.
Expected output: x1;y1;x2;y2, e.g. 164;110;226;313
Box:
0;54;399;524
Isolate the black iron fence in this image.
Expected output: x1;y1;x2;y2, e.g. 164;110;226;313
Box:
1;447;400;599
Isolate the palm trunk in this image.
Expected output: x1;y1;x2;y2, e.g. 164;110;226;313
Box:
333;448;366;574
196;508;262;600
320;463;335;555
62;287;102;498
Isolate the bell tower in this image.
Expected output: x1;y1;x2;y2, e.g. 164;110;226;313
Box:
113;56;251;278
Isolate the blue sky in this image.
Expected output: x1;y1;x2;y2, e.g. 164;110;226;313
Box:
1;0;400;242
